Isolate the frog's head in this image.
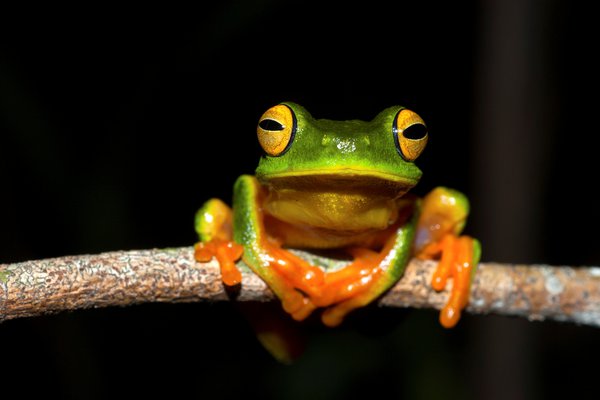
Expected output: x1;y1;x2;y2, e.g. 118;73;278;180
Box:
255;102;427;198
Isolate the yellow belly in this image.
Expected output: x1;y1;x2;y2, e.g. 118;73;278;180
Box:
259;172;416;248
263;188;399;232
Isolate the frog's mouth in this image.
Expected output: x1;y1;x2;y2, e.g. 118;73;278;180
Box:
258;168;418;197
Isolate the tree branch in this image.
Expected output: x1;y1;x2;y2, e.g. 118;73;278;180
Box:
1;248;599;327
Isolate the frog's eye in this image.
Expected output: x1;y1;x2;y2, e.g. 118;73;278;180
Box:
257;104;297;156
393;108;428;161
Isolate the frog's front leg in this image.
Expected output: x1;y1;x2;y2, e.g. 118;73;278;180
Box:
414;187;482;328
231;175;327;319
314;209;419;327
194;176;327;319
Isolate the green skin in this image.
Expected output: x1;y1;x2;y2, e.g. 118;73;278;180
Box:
197;102;480;323
255;103;422;184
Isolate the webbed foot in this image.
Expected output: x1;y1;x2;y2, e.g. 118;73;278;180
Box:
415;187;481;328
195;239;243;285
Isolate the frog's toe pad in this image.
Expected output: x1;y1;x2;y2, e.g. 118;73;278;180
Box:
440;303;461;328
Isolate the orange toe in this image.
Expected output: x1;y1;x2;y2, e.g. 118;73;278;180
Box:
428;235;475;328
195;239;243;286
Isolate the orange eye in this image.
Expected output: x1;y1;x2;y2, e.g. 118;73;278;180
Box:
257;104;296;156
393;108;428;161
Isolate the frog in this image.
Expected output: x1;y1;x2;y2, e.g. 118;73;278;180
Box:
194;102;481;330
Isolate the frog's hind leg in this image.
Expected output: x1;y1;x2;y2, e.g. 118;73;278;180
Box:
195;192;309;364
194;198;244;286
414;187;482;328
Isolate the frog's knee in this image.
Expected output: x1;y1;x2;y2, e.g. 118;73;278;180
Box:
195;198;233;241
422;187;469;232
427;187;469;213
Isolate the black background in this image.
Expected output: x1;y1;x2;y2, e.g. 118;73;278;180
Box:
1;2;599;399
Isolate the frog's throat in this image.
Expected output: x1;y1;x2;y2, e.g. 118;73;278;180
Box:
257;168;418;194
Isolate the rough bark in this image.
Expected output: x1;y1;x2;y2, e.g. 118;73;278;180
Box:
1;247;599;327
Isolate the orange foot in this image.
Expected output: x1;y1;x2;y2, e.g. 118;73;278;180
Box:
419;234;476;328
253;243;387;326
259;243;326;321
309;245;392;327
195;239;244;286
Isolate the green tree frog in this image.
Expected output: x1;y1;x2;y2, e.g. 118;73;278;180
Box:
194;103;481;328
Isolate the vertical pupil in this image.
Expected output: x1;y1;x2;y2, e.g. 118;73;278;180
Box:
259;119;284;131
